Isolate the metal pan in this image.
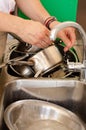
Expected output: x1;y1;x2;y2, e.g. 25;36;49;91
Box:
9;62;35;78
29;44;62;76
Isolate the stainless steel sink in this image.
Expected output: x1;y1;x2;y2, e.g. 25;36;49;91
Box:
0;79;86;129
1;22;86;130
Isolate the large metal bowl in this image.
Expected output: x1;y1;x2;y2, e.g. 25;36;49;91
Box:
4;100;85;130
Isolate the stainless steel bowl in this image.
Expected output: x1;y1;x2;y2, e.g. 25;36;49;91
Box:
4;100;85;130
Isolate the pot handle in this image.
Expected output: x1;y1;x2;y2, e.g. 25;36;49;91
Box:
34;70;43;78
0;54;29;68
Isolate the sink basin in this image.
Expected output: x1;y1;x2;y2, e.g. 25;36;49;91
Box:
0;79;86;129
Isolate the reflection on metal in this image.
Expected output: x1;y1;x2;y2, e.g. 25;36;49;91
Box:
50;21;86;81
0;79;86;130
4;100;85;130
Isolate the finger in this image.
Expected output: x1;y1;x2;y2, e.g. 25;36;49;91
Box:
37;30;52;48
59;32;72;48
39;40;49;48
43;34;52;45
68;30;76;44
36;42;47;48
26;33;47;48
42;28;52;45
64;46;70;52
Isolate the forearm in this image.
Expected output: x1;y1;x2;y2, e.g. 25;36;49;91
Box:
0;11;26;34
15;0;51;24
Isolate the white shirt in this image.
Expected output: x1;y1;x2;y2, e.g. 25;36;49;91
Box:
0;0;16;13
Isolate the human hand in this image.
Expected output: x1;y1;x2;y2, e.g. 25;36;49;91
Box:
56;26;76;52
16;19;52;48
49;21;76;51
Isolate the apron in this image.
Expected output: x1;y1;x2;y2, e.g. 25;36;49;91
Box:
0;0;16;13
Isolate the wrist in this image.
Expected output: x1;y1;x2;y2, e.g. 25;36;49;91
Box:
49;20;60;30
5;15;24;35
44;16;59;30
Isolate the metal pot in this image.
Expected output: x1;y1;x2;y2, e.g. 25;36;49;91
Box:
29;44;62;76
9;62;35;78
4;100;85;130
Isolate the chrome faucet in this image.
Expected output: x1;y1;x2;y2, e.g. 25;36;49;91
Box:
50;21;86;81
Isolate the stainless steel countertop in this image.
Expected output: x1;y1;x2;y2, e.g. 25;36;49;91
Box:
0;67;20;102
0;39;20;102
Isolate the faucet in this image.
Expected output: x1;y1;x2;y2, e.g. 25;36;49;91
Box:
50;21;86;81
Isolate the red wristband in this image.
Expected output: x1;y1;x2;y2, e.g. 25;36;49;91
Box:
44;16;57;30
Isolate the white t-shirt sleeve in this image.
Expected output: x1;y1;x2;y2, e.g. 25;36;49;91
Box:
0;0;16;13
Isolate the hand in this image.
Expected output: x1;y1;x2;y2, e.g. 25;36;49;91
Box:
16;19;52;48
57;26;76;52
49;21;76;51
